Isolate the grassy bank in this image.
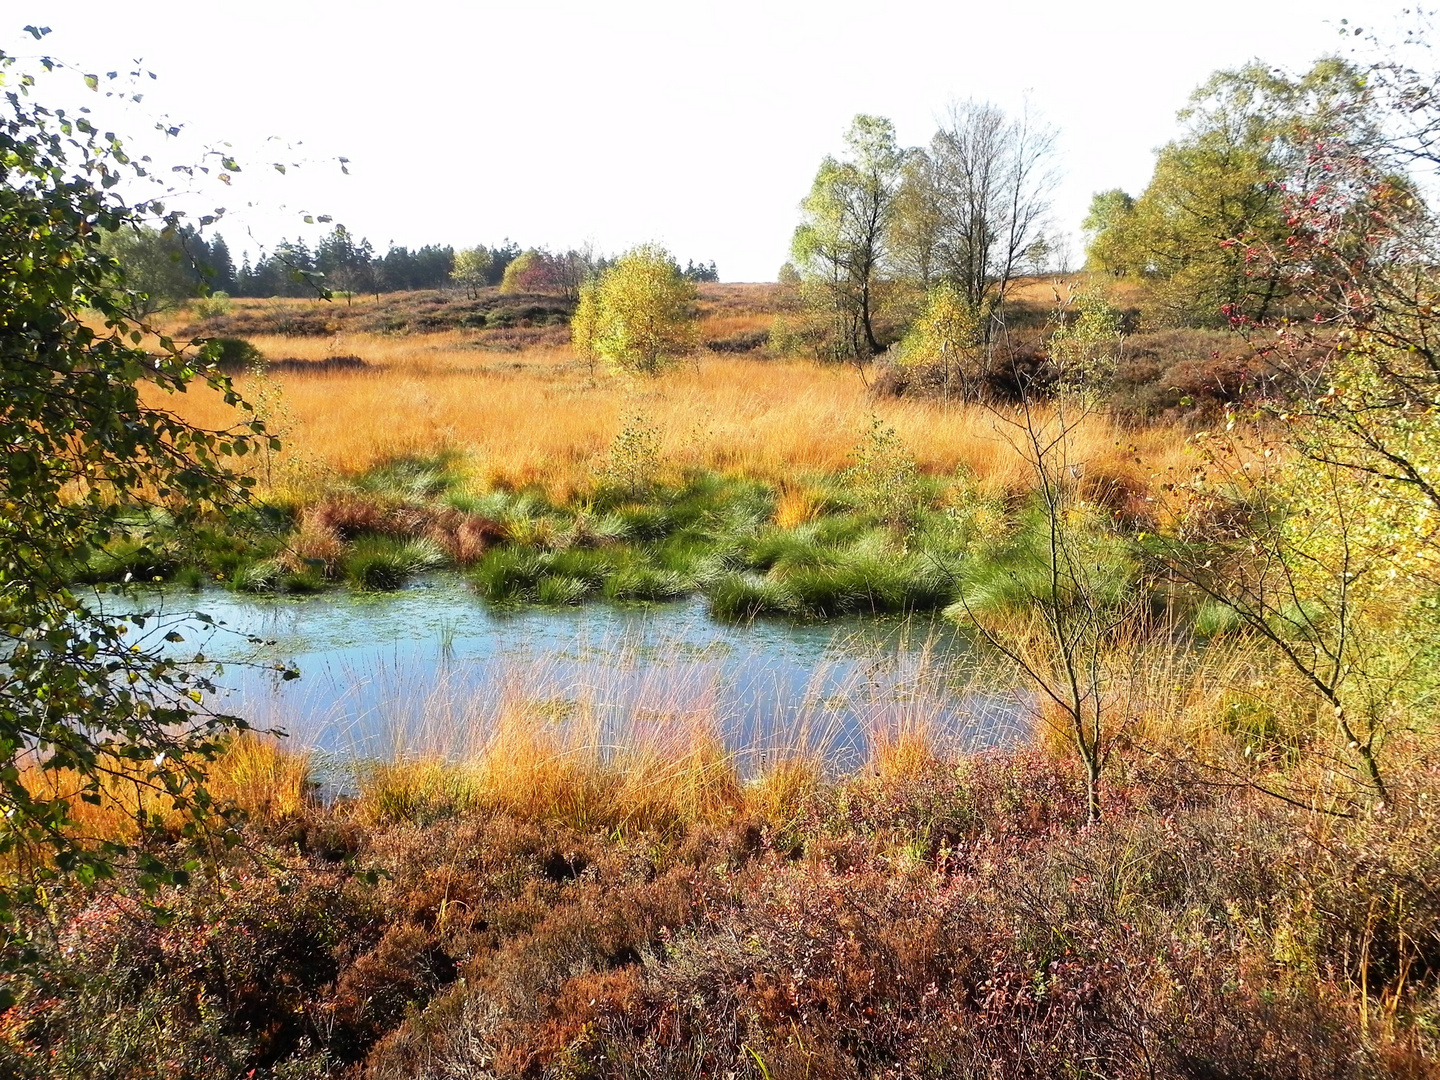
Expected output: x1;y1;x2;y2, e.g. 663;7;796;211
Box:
75;460;1163;629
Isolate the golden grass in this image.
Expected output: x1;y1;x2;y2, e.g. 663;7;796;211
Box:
773;483;822;529
358;702;742;832
143;322;1191;503
18;734;312;848
204;733;313;821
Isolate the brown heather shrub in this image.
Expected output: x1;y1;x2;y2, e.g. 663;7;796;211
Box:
309;492;395;540
5;752;1438;1079
301;494;502;567
1078;455;1160;528
1107;328;1319;423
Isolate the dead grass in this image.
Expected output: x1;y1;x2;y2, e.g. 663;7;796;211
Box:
17;733;311;847
144;324;1190;504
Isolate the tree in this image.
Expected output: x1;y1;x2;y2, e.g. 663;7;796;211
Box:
571;243;697;376
924;101;1057;345
500;249;563;294
377;243;453;292
0;33;282;938
316;225;374;292
1143;35;1440;808
315;224;376;303
451;246;493;299
680;259;719;283
791;115;906;361
888;149;946;289
1081;189;1137;276
895;280;982;403
205;234;236;294
100;225;200;317
1085;59;1375;327
948;321;1141;824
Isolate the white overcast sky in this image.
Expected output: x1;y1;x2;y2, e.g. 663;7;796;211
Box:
3;1;1415;281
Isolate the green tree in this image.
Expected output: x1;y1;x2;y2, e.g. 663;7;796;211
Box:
888;149;946;289
571;244;697;376
500;248;570;294
315;224;376;302
100;225;199;317
0;33;282;941
1081;189;1137;276
451;246;493;299
1086;58;1375;327
791;115;905;361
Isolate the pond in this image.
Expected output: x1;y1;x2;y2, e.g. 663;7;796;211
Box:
102;575;1028;790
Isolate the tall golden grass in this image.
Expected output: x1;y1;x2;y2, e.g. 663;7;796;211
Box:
17;733;311;847
144;322;1190;503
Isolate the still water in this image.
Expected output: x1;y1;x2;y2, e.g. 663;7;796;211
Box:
103;574;1026;784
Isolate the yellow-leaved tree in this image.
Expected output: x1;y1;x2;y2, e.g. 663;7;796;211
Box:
572;244;697;376
895;280;981;403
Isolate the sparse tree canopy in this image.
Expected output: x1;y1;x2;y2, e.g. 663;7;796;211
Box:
571;243;697;375
921;101;1058;342
791;115;906;361
0;37;281;931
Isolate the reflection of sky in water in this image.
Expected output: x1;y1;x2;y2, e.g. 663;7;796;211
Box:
100;575;1027;781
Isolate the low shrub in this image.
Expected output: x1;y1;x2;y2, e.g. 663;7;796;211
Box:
204;335;264;371
1107;328;1304;422
6;753;1440;1078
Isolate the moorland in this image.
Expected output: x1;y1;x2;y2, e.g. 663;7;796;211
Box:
3;33;1440;1080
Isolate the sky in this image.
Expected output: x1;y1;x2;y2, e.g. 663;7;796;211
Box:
2;1;1417;281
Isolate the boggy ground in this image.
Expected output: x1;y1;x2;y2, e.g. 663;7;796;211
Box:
105;282;1198;621
4;742;1439;1079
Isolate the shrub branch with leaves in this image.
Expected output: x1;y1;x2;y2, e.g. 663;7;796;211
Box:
0;32;290;959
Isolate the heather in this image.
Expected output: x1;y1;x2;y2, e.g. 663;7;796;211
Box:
6;745;1438;1079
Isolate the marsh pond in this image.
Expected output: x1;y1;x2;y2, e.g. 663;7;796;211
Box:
105;574;1028;792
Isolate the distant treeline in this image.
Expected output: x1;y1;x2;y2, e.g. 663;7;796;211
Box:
103;225;718;309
